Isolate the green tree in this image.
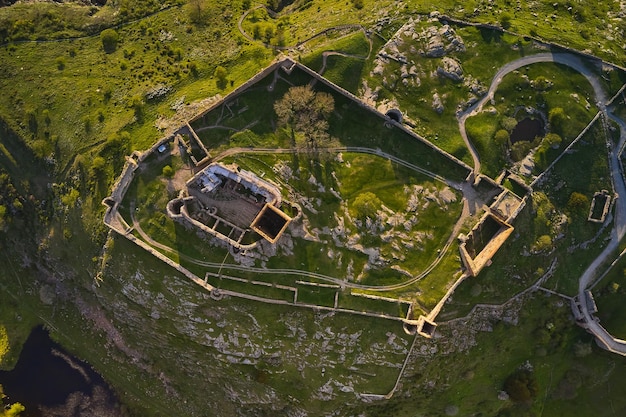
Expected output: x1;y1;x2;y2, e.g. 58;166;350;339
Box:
500;13;513;29
0;325;8;364
2;402;25;417
352;0;364;9
533;76;551;91
501;116;517;132
187;0;208;24
214;66;228;89
61;188;80;208
91;156;106;179
188;61;199;76
274;85;335;149
573;340;592;357
130;95;144;122
267;0;280;11
252;23;262;40
543;132;562;149
55;56;65;70
352;192;382;219
100;29;119;53
0;204;6;231
533;234;552;252
494;129;510;149
263;24;275;44
511;141;532;161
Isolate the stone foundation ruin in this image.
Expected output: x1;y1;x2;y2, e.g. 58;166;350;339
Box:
588;189;612;223
167;162;292;249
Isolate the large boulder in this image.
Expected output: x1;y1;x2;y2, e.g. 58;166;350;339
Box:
432;93;444;114
437;57;464;82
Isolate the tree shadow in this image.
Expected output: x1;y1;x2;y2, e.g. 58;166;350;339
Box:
480;27;502;43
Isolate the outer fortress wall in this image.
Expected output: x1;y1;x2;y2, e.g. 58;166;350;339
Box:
103;56;474;337
187;59;287;126
290;58;474;176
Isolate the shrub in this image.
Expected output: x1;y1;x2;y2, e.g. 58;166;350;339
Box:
352;192;382;219
503;369;538;403
162;165;174;178
214;66;228;89
567;192;589;216
100;29;119;53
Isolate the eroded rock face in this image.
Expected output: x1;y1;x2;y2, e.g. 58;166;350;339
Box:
437;57;464;82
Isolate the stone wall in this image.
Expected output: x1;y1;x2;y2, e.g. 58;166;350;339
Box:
292;58;473;175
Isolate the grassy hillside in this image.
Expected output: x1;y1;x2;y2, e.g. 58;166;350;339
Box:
0;0;626;416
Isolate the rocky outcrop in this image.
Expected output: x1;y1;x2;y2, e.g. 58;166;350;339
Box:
437;57;464;82
421;24;466;57
432;93;444;114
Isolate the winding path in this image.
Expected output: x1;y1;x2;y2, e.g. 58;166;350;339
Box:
457;51;626;354
130;146;468;293
457;52;608;177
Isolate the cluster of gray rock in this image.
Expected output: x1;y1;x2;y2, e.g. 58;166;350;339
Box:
366;16;491;115
367;17;467;111
421;22;466;58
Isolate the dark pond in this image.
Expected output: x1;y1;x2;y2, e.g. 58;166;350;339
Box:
0;326;123;417
510;117;545;144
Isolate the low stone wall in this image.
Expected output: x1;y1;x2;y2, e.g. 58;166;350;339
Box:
125;231;213;291
588;190;612;223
